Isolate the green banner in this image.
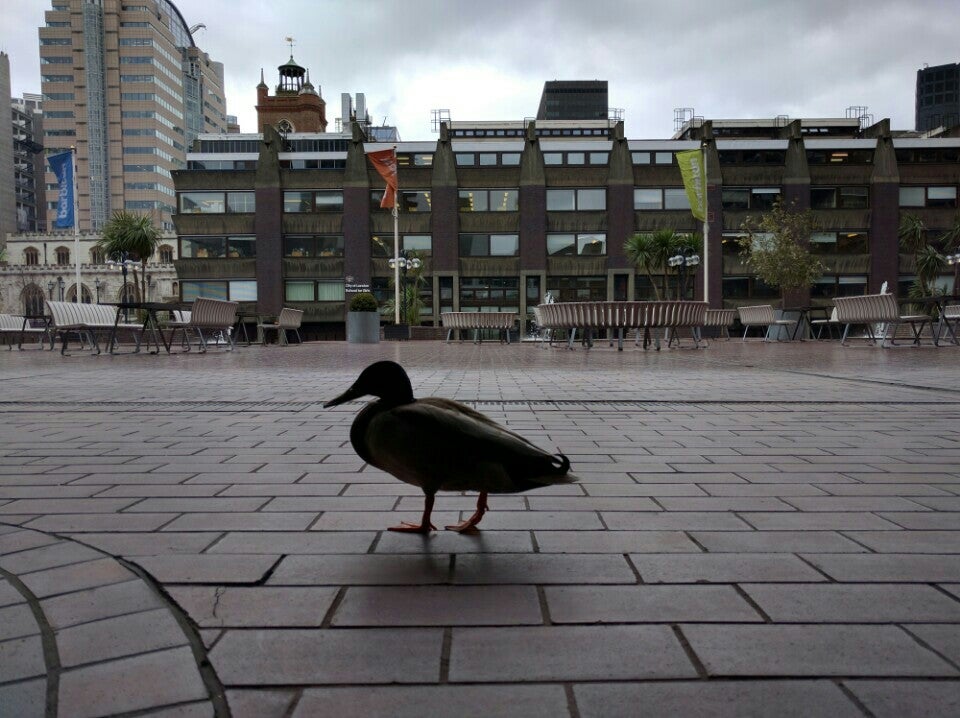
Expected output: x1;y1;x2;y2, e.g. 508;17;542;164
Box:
676;149;706;221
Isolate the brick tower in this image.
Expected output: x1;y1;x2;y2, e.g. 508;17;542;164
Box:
256;54;327;133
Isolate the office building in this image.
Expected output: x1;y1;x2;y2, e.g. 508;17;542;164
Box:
0;53;15;245
916;62;960;133
537;81;608;121
12;93;47;233
38;0;228;232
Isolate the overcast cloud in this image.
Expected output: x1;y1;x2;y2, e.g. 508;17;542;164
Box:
2;0;958;138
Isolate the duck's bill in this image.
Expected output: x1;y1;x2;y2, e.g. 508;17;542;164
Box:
323;384;362;408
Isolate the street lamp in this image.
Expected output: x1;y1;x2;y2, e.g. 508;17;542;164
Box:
946;252;960;296
94;278;101;304
47;280;55;300
106;253;137;320
57;276;65;302
387;250;422;332
667;249;701;299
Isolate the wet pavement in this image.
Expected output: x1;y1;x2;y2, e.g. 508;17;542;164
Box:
1;337;959;717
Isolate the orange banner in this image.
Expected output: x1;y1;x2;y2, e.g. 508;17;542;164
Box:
366;148;398;208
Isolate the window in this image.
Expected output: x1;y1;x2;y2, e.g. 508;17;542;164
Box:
397;153;433;167
634;188;690;210
546;188;606;211
371;235;432;257
182;281;227;301
459;277;520;312
180;237;226;258
811;276;868;299
811;186;869;209
899;186;957;208
806;150;873;165
457;189;519;212
547;233;606;256
178;192;225;214
90;247;105;265
284;280;345;302
546;276;606;301
718;150;786;165
632;152;651;164
229;281;257;301
459;234;520;257
664;188;691;210
226;192;255;213
158;245;174;263
55;247;70;265
370;190;431;212
721;276;779;300
810;232;868;254
722;187;781;211
23;285;45;317
226;237;256;258
24;247;39;266
283;236;345;258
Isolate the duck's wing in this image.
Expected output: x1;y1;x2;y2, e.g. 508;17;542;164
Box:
365;398;574;494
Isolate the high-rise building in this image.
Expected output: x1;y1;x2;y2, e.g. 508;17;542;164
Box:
916;62;960;133
536;80;608;121
0;52;16;245
38;0;227;232
12;93;47;233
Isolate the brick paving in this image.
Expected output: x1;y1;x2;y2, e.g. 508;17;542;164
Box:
0;339;959;717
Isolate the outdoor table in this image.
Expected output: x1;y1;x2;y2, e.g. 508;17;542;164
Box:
783;306;831;341
105;301;187;354
17;313;53;351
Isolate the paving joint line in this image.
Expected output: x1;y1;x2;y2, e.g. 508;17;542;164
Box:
834;680;876;717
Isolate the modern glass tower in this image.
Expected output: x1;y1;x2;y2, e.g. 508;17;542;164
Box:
38;0;227;231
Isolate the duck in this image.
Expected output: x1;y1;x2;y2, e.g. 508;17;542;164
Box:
323;361;576;533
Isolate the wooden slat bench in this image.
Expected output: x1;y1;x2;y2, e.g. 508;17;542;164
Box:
535;301;708;351
704;309;737;341
737;305;797;341
258;307;304;346
441;311;517;344
0;313;48;350
167;297;239;352
832;293;932;347
45;301;143;355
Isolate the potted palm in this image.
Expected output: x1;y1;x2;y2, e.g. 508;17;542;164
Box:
346;292;380;343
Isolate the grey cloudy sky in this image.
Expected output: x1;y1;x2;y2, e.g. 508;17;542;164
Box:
3;0;958;138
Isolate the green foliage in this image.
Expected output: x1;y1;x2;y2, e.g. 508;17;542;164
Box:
98;211;162;302
379;251;426;324
738;198;824;299
625;230;701;300
898;213;957;297
349;292;378;312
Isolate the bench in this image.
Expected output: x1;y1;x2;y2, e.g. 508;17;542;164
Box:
832;293;932;347
939;303;960;345
704;309;736;340
441;311;517;344
737;305;797;341
535;301;708;350
167;297;239;352
0;314;48;350
45;301;143;355
258;307;304;346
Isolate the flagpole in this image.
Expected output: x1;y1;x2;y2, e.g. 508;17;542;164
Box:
71;146;81;302
702;143;709;306
392;144;400;325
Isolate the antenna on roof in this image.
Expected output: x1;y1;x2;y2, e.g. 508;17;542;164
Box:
431;109;451;133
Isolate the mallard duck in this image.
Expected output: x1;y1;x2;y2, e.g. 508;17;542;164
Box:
324;361;576;533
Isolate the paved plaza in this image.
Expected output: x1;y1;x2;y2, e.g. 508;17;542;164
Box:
1;338;959;717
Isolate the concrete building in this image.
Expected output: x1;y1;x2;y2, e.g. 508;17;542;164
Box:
12;93;47;233
170;109;960;338
0;230;179;315
537;81;608;121
917;62;960;133
38;0;228;233
0;53;16;247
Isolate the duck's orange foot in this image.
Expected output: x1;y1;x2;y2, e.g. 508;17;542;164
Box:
444;518;482;533
388;521;436;534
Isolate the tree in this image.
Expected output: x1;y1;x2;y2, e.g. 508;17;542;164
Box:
738;198;824;303
625;229;699;300
378;250;426;325
898;213;959;298
97;211;162;303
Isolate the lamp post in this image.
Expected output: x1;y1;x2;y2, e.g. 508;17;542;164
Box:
106;253;137;320
57;276;65;301
947;252;960;296
47;280;55;300
667;248;701;299
387;250;422;335
94;278;101;304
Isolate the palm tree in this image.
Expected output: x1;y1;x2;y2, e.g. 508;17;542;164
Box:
98;211;162;303
624;232;661;299
625;229;685;299
898;213;951;298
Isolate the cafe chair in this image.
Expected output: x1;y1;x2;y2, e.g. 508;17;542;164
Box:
258;307;304;346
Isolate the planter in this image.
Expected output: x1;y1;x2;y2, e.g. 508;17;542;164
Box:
346;311;380;343
383;323;410;341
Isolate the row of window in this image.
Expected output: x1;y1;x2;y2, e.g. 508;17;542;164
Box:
178;184;960;217
21;245;174;265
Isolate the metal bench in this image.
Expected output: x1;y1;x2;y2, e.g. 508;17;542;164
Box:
167;297;239;352
258;307;304;346
441;311;517;344
832;293;932;347
45;301;143;355
0;313;48;350
703;308;737;341
737;305;797;341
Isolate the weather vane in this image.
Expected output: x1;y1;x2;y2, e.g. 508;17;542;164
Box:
285;36;295;55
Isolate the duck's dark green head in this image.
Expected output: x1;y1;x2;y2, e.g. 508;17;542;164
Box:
323;361;414;408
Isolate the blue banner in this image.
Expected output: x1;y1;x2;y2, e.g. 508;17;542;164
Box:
47;151;74;229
